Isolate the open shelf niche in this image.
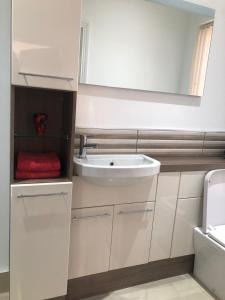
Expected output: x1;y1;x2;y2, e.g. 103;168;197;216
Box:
11;86;76;184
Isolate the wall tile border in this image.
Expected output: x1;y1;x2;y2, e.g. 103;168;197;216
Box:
74;128;225;157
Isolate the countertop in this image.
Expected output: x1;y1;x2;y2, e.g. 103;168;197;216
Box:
73;155;225;175
155;156;225;172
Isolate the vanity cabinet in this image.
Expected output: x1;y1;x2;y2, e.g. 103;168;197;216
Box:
70;171;206;279
69;206;113;278
170;171;205;257
110;202;154;270
72;176;157;208
178;171;206;199
149;173;180;262
10;182;72;300
12;0;81;91
171;197;202;258
69;202;155;277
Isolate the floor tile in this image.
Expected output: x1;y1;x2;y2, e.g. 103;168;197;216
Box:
84;274;216;300
0;293;9;300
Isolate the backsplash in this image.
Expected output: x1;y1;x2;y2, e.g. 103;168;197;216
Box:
74;128;225;157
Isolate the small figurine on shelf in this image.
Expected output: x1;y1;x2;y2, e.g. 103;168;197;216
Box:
33;113;48;136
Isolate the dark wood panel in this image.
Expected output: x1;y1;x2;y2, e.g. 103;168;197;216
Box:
11;86;76;183
157;156;225;172
67;255;194;300
0;272;9;293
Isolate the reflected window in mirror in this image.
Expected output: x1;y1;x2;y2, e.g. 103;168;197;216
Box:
79;0;215;97
191;21;213;96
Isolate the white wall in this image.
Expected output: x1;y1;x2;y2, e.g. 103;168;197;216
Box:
0;0;11;272
77;0;225;132
82;0;192;94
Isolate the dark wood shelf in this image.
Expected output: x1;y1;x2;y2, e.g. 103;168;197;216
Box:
11;85;76;184
14;133;70;140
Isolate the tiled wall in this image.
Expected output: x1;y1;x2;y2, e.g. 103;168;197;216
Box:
75;128;225;157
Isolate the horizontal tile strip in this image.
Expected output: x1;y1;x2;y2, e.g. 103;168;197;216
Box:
137;149;203;157
74;128;225;158
204;132;225;141
203;141;225;149
138;130;204;140
137;140;203;149
75;128;138;139
74;149;136;155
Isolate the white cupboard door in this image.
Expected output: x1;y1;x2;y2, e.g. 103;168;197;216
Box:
10;182;72;300
69;206;113;279
110;202;154;270
178;171;206;199
149;173;180;262
12;0;81;90
171;197;202;258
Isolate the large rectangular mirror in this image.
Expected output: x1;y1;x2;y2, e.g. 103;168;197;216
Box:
80;0;215;96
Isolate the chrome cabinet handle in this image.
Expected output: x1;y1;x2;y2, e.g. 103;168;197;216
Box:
17;192;68;199
72;213;111;221
118;209;153;215
19;72;74;81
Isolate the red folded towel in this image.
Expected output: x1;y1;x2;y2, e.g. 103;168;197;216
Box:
16;170;60;180
17;152;61;172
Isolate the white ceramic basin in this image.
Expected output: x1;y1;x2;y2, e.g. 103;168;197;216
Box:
74;155;160;181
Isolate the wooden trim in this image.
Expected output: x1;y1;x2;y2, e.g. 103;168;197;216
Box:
67;255;194;300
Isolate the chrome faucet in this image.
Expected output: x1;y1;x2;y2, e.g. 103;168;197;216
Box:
79;135;97;158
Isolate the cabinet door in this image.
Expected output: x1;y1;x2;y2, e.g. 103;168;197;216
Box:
110;202;154;270
69;206;113;278
178;171;206;199
10;182;72;300
171;197;202;258
12;0;81;91
149;173;180;262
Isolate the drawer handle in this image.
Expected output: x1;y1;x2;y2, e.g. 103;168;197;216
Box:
17;192;68;199
72;213;111;221
118;209;153;215
19;72;74;81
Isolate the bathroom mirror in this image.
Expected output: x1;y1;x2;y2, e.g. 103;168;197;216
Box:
80;0;215;96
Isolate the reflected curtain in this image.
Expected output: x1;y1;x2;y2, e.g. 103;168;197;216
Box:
190;22;213;96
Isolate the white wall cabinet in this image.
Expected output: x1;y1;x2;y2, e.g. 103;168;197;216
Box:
12;0;81;91
171;197;202;258
69;206;113;278
110;202;154;270
149;173;180;262
10;182;72;300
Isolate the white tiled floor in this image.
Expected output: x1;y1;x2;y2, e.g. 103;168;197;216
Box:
84;274;216;300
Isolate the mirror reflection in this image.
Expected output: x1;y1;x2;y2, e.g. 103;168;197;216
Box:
80;0;215;96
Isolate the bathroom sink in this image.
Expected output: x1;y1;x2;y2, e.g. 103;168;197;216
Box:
74;154;160;182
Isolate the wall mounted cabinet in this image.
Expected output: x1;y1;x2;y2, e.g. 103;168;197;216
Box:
12;0;81;91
